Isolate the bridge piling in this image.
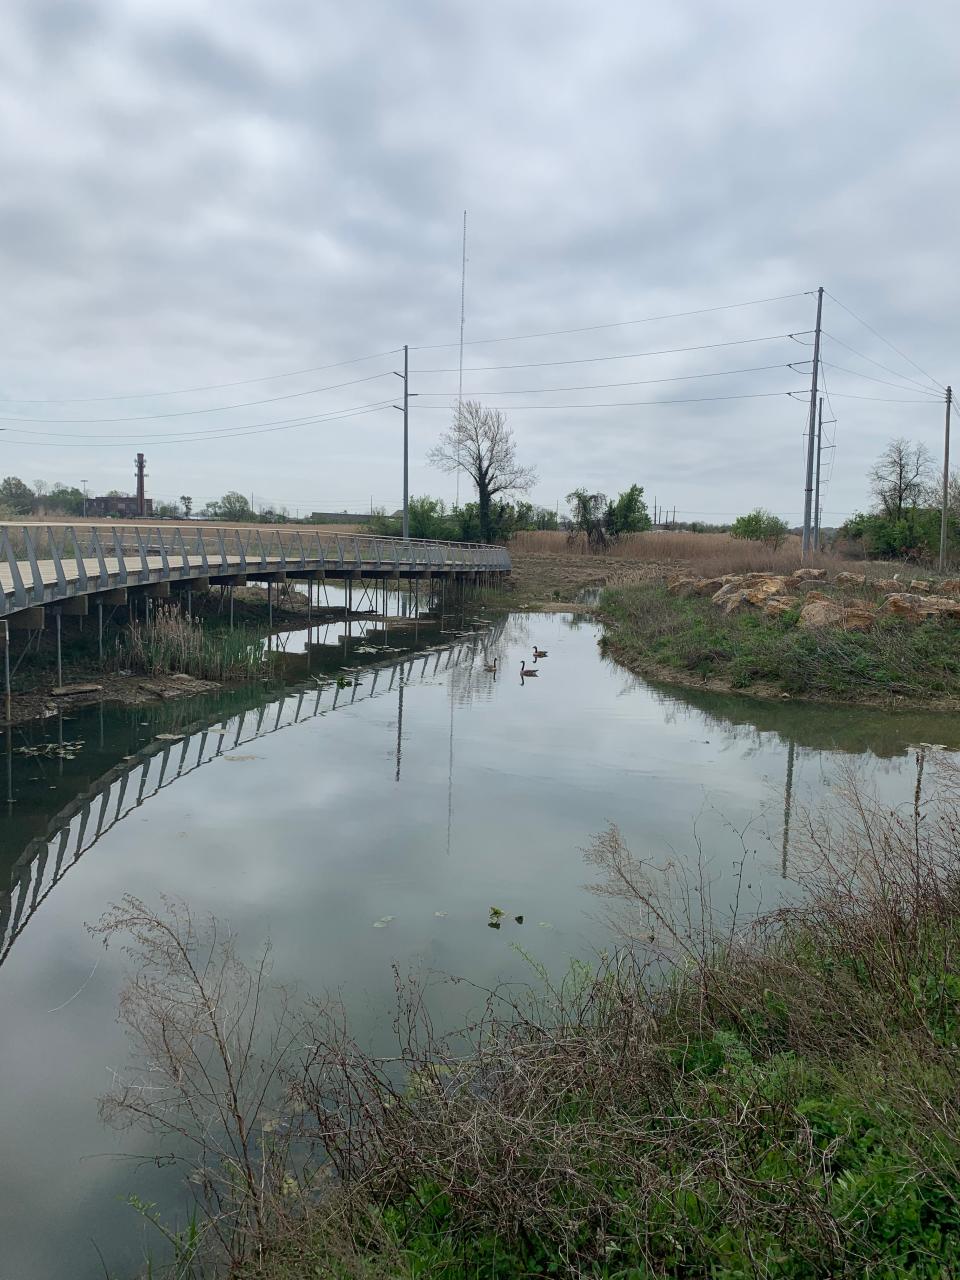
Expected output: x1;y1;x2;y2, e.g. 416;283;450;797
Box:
3;619;10;726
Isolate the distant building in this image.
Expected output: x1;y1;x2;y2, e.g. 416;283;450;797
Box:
309;511;373;525
89;494;154;519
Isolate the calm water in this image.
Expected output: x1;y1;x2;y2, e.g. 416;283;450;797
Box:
1;609;958;1279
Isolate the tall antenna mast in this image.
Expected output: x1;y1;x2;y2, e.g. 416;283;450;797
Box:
456;209;467;507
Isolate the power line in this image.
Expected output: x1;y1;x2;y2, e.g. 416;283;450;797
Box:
3;398;394;440
412;331;810;374
0;348;402;404
0;371;396;424
409;291;811;350
2;401;395;446
820;331;940;394
824;290;945;392
415;389;793;410
815;360;941;397
812;391;944;404
415;362;798;398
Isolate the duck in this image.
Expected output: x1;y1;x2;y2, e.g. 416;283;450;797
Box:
484;657;498;673
520;660;539;678
533;647;548;660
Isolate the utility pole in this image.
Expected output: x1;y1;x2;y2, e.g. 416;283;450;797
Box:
813;397;823;551
801;286;824;559
393;346;411;540
81;479;88;519
456;210;467;508
135;452;147;518
403;344;409;540
940;385;953;573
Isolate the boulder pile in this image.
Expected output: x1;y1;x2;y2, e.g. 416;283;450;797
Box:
665;570;960;633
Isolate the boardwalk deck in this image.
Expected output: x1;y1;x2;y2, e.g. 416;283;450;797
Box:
0;523;510;619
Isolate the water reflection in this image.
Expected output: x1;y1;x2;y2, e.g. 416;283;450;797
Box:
0;626;500;971
1;611;955;1279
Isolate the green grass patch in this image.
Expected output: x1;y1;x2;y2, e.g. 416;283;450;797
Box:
598;581;960;701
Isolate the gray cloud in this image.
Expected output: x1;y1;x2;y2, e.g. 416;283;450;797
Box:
0;0;956;521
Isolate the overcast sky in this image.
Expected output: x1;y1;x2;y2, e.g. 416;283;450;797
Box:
0;0;956;524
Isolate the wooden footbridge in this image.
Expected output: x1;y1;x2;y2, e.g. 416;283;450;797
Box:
0;522;511;625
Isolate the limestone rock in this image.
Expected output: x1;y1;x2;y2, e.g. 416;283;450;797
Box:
939;579;960;595
689;576;727;597
788;568;827;585
909;579;933;592
744;581;788;605
803;590;833;603
835;571;866;588
872;578;902;593
879;593;960;622
720;590;753;614
799;599;845;628
840;605;876;632
713;575;789;610
799;598;873;630
712;579;747;606
667;576;698;597
763;597;795;620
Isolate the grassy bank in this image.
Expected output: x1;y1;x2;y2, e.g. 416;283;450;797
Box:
598;580;960;704
101;759;960;1279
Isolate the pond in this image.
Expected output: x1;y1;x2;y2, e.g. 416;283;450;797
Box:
1;607;956;1279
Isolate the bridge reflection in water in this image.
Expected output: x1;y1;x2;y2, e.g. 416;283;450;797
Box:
0;623;500;969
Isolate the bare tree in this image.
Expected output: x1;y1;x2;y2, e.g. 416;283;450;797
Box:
870;438;933;520
429;401;537;542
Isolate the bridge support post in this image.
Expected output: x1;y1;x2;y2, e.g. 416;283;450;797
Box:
3;619;10;726
55;611;62;688
186;589;192;620
268;582;273;630
98;602;103;665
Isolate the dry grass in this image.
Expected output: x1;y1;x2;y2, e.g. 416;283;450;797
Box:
511;529;845;576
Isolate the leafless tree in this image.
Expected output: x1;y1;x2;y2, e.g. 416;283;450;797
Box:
870;438;933;520
428;401;537;542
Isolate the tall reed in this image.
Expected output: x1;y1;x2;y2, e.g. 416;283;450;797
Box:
123;604;272;682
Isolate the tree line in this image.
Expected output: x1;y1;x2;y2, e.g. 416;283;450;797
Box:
838;438;958;560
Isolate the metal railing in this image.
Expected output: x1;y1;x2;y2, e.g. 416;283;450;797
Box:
0;522;511;616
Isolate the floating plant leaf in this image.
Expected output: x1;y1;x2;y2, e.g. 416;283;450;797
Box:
372;915;395;929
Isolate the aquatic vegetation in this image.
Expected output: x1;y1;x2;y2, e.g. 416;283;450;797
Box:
123;606;277;683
